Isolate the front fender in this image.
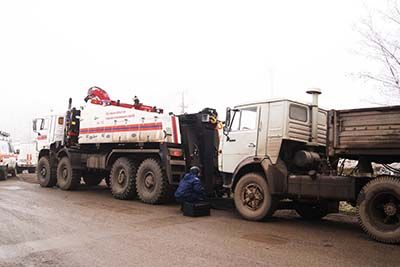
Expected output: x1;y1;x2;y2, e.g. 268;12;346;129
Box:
260;158;288;194
57;148;82;170
231;156;288;195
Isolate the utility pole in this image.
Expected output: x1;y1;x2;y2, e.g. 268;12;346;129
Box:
179;90;188;114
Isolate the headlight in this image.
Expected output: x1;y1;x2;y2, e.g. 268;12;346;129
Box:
168;148;183;157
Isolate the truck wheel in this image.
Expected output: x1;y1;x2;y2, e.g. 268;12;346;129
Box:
82;174;104;186
136;158;170;204
16;165;23;174
57;157;81;190
0;168;7;181
234;173;277;221
105;176;111;189
295;203;328;220
357;176;400;244
37;157;57;187
110;158;137;200
10;168;17;177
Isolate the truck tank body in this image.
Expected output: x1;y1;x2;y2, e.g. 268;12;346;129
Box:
78;103;181;145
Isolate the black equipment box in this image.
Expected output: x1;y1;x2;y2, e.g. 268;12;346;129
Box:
183;202;211;217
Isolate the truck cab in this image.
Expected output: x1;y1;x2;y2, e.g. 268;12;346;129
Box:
220;91;331;221
33;114;65;151
220;99;327;173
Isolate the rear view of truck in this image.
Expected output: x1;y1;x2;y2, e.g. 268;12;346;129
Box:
16;143;38;174
327;106;400;243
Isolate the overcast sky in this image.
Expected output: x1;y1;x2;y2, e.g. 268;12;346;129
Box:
0;0;389;142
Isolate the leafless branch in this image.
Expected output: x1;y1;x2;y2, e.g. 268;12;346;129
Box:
356;1;400;102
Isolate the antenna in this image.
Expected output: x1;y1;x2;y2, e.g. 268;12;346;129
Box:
179;90;188;114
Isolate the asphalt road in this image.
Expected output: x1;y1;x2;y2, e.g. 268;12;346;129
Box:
0;174;399;267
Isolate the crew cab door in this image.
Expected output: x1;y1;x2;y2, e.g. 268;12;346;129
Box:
221;106;259;173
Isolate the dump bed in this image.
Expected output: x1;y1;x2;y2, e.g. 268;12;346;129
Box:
327;105;400;162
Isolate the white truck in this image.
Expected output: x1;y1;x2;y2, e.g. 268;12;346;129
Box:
15;143;38;174
35;87;400;244
0;131;17;180
35;87;185;203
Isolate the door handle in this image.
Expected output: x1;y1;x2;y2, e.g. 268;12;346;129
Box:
248;143;256;148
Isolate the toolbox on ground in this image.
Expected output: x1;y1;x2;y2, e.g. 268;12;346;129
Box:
183;202;211;217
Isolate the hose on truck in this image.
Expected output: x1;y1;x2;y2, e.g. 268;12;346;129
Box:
383;164;400;174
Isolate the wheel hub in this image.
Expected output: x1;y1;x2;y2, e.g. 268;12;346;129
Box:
144;172;155;189
242;183;264;211
61;168;68;180
384;202;397;217
117;170;126;185
40;167;47;177
370;191;400;229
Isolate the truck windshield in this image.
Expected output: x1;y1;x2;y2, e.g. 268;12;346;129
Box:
35;118;48;131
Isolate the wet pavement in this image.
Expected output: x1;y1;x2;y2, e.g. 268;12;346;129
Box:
0;174;399;267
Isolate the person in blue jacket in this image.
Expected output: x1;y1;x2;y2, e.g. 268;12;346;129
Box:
175;166;206;203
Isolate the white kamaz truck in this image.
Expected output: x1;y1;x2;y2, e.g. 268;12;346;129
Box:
35;87;185;203
35;87;400;244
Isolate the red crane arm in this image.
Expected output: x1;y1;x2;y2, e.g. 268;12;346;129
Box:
84;87;163;113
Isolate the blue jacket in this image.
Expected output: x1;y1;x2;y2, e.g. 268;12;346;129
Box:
175;173;206;203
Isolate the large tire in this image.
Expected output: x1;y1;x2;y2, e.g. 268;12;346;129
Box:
37;157;57;187
234;173;277;221
0;168;7;181
105;176;111;189
9;168;17;177
295;203;329;220
82;174;104;186
57;157;81;190
16;165;23;174
357;176;400;244
136;158;170;204
110;158;137;200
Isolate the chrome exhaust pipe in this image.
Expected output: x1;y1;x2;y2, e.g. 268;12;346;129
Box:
306;88;321;144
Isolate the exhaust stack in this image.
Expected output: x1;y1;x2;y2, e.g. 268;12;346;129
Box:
306;88;321;144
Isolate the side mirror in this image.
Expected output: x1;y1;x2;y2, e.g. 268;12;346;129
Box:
32;119;37;132
224;108;232;134
223;108;239;141
16;149;20;155
225;107;231;127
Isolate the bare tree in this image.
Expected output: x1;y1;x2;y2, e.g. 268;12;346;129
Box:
358;0;400;103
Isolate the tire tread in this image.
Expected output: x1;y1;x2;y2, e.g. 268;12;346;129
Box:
136;158;171;204
356;176;400;244
110;158;137;200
